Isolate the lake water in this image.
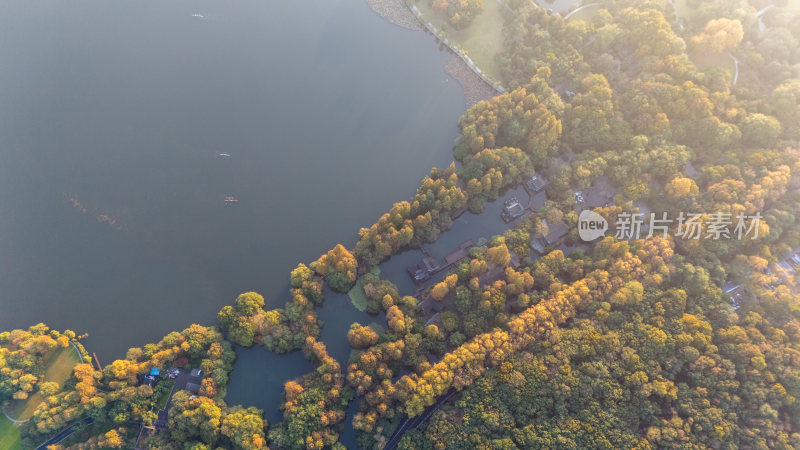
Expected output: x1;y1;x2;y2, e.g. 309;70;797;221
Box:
225;289;378;445
379;185;532;296
316;287;381;366
225;345;314;426
0;0;465;360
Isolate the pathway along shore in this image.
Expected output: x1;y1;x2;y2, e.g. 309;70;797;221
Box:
366;0;499;107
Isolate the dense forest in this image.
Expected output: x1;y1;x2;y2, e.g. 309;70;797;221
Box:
2;0;800;448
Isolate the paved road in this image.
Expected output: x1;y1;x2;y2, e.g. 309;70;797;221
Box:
155;370;192;429
36;417;94;450
384;389;458;450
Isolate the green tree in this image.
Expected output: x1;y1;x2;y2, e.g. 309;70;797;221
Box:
740;113;782;148
221;406;267;450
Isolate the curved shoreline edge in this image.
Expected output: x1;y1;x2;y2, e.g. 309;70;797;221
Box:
366;0;500;108
444;55;498;107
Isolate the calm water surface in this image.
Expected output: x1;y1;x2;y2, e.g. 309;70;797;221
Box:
225;345;314;426
379;185;532;296
225;289;378;443
0;0;465;360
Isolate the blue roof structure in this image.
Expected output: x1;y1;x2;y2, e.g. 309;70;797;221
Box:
150;368;160;376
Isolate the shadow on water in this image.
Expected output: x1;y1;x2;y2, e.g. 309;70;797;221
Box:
225;344;313;425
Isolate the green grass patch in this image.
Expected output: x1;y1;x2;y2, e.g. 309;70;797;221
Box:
0;415;22;450
348;277;369;312
154;380;174;410
3;345;82;421
411;0;506;81
348;267;379;311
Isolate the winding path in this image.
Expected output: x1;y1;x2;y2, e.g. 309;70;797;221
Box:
408;5;505;93
756;4;774;16
729;53;739;85
757;4;774;30
35;417;94;450
666;0;685;30
71;342;85;363
2;343;84;425
3;411;29;424
563;2;601;20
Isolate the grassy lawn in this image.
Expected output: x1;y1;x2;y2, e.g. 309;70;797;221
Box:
411;0;506;81
0;415;22;450
348;278;369;312
348;266;380;312
3;345;82;421
155;380;175;410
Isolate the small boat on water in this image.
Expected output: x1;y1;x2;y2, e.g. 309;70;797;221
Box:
224;196;238;204
191;13;205;18
219;153;231;157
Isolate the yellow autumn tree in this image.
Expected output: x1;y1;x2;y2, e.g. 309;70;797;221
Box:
431;274;458;301
665;176;699;200
691;18;743;54
313;244;358;292
487;243;511;267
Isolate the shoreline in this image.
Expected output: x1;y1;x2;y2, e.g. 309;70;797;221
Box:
365;0;500;108
444;54;498;108
365;0;422;31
